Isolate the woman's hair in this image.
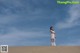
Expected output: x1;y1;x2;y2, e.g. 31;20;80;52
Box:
50;26;54;30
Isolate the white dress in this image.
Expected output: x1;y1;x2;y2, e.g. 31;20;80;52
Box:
50;30;55;39
50;30;56;46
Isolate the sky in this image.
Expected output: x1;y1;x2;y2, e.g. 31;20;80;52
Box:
0;0;80;46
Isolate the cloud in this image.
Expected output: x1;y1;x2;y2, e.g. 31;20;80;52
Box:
0;15;20;25
0;27;49;46
59;38;80;46
55;5;80;29
0;0;53;15
0;27;48;38
0;0;53;25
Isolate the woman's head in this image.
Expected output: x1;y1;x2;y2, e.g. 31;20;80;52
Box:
50;26;54;30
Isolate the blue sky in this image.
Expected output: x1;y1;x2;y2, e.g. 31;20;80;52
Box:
0;0;80;46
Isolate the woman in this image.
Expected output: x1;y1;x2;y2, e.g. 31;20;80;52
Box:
50;26;56;46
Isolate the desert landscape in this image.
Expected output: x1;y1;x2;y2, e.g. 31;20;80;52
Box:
1;46;79;53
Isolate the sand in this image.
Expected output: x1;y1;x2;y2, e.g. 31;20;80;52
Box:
0;46;80;53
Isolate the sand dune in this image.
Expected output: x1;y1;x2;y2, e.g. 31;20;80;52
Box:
1;46;80;53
